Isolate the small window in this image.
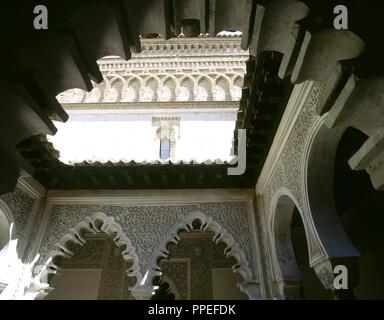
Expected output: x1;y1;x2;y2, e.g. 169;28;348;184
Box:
160;138;171;160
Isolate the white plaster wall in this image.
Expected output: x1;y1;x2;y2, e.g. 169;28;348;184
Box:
48;109;237;164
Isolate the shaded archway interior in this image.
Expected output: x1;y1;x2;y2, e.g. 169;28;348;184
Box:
334;127;384;299
274;195;332;299
44;232;136;300
152;220;248;300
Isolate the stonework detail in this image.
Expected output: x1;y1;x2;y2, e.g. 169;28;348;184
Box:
45;235;135;300
37;211;141;288
263;83;324;209
160;233;238;300
37;201;257;294
0;188;34;238
57;38;247;105
256;82;328;297
148;210;254;290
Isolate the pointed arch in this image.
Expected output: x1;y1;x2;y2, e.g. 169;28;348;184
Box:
215;75;232;101
127;75;144;88
196;74;214;87
232;75;244;101
143;75;161;87
143;76;161;102
270;188;306;295
232;74;244;84
269;185;346;300
160;76;178;101
35;212;142;295
103;76;126;102
178;75;196;101
147;211;253;296
303;117;360;262
125;75;144;102
196;74;213;101
160;74;179;86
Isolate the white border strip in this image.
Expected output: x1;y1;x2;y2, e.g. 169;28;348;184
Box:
46;189;255;206
256;81;315;193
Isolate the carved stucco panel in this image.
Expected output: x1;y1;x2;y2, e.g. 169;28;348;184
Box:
259;82;326;294
265;82;325;210
0;187;34;238
23;204;46;261
39;202;254;279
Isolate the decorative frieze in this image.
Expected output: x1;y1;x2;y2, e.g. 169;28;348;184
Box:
57;38;247;105
29;191;262;299
0;188;34;239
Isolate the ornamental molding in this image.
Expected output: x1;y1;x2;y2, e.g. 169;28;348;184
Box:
254;81;330;297
152;116;180;128
268;186;326;280
32;193;261;299
16;176;46;200
34;212;142;290
45;189;256;207
146;211;255;298
62;101;239;111
99;60;246;72
104;37;248;61
57;38;247;105
39;204;255;264
256;81;315;193
57;72;245;104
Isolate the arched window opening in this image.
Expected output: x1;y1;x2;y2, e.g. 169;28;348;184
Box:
44;232;136;300
274;195;332;300
153;224;248;300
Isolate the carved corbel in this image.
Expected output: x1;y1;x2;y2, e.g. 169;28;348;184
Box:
325;78;384;190
292;29;364;84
